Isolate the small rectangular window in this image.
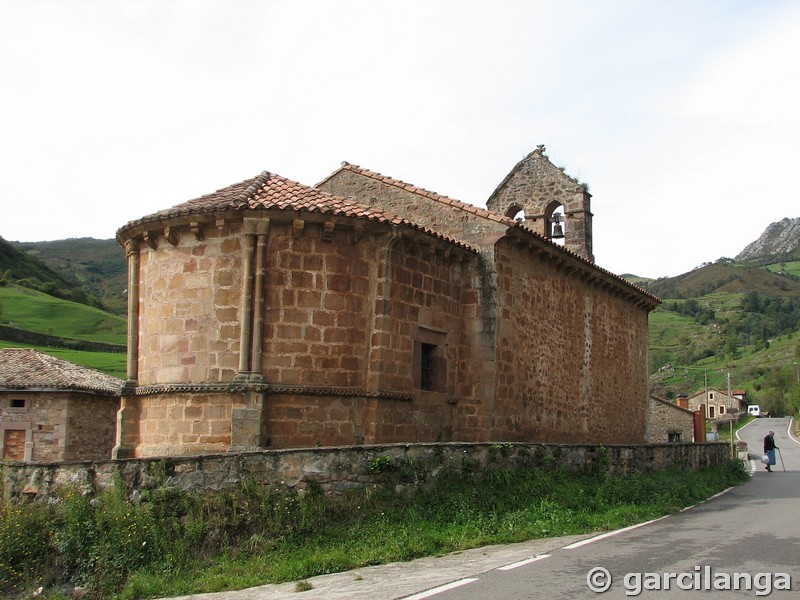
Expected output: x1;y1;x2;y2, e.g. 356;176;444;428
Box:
668;432;682;443
413;327;447;393
420;343;436;391
10;399;26;409
709;392;714;400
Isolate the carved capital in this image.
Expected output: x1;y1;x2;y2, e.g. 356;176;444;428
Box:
124;239;140;257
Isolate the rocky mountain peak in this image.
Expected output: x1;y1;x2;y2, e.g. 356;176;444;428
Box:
735;217;800;262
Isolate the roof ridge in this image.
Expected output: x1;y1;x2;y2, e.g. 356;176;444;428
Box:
236;171;272;208
118;169;479;254
332;163;655;303
338;162;518;226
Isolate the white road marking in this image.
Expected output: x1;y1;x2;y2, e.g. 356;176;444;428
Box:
401;578;479;599
562;516;670;549
498;554;551;570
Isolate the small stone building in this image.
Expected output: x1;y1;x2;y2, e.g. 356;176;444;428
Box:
683;388;745;419
0;348;122;462
113;145;660;458
647;396;695;443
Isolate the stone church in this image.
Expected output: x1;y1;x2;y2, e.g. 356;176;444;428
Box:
113;145;659;458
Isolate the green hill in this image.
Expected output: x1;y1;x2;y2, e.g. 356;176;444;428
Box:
642;261;800;299
645;260;800;416
10;237;127;315
0;235;104;308
0;284;125;344
0;283;127;377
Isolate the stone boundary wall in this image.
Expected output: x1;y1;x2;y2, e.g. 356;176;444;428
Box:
1;441;733;503
0;325;126;353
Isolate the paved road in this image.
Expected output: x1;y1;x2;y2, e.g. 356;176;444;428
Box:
162;418;799;599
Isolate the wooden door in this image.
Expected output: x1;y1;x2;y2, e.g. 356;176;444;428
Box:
2;429;26;460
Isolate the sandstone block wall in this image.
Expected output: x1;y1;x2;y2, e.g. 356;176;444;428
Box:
261;220;375;388
317;168;508;248
491;239;650;444
137;227;243;385
133;391;236;456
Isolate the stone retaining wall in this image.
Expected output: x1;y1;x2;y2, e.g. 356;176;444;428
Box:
1;441;733;503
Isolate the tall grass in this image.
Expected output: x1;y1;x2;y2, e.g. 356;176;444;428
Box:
0;460;749;600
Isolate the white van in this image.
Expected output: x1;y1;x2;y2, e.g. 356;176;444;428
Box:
747;405;761;417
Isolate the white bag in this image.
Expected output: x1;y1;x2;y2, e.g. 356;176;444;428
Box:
761;454;770;464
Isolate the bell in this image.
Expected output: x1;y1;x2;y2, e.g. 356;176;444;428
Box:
551;223;565;239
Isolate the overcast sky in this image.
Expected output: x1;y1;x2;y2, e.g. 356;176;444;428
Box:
2;0;799;278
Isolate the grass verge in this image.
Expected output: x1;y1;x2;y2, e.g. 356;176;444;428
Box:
1;461;749;600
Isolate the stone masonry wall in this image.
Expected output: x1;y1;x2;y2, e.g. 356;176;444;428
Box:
1;442;733;504
262;230;479;447
648;397;695;444
127;216;483;456
317;169;508;248
137;225;243;386
64;395;118;461
491;239;650;444
260;220;375;388
133;391;237;457
1;392;117;462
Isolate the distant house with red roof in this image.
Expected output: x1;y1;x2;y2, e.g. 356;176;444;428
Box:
0;348;122;462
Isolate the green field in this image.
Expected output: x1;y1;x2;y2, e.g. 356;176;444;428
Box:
766;260;800;277
0;284;125;344
0;284;126;377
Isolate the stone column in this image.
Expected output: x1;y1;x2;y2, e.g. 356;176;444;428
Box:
250;219;270;379
237;222;257;377
124;239;140;385
113;239;142;459
365;227;401;395
230;217;269;451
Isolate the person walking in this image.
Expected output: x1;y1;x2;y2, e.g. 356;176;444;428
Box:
764;430;778;472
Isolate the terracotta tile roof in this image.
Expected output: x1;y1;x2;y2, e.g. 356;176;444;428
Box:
320;163;659;305
322;162;520;227
118;171;476;252
0;348;123;395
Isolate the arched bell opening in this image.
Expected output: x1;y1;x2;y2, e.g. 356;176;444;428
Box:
545;201;565;247
505;204;526;224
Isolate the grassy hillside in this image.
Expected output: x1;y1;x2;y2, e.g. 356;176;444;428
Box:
644;261;800;299
0;236;103;308
0;284;126;377
646;260;800;416
10;237;127;315
0;284;125;344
